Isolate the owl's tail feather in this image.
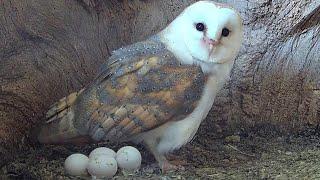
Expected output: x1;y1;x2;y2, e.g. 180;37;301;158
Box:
45;89;84;120
37;89;90;145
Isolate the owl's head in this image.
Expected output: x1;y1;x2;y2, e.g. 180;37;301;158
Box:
161;1;243;67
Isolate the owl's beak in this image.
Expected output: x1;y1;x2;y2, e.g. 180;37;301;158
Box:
208;39;219;46
208;39;219;50
203;37;219;52
205;38;219;59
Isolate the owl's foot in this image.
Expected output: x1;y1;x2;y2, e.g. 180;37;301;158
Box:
144;139;186;173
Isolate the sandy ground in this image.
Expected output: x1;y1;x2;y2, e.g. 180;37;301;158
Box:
1;127;320;180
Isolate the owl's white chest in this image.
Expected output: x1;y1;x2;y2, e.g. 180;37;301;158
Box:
135;64;231;154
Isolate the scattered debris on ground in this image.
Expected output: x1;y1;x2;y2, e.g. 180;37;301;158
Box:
1;129;320;179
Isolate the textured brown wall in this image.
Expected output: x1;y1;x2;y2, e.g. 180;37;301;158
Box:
209;0;320;135
0;0;319;165
0;0;197;165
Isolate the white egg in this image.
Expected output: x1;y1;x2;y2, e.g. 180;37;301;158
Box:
116;146;142;171
89;147;116;159
64;153;89;176
87;155;118;178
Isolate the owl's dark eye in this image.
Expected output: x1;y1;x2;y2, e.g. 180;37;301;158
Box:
195;23;205;31
222;28;230;37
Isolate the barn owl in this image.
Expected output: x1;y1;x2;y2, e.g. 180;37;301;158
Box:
38;1;243;172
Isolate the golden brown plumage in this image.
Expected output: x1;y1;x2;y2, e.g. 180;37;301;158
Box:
38;36;208;144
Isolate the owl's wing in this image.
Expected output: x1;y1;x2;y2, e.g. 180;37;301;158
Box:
77;38;208;142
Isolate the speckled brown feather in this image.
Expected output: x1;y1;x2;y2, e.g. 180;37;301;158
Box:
38;36;209;144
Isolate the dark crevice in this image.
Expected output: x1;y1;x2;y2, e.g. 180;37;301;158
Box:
75;0;94;14
289;5;320;36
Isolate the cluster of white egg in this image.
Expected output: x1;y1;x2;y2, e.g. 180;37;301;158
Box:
64;146;142;178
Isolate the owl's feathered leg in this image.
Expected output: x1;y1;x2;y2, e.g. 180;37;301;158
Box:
144;139;185;172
